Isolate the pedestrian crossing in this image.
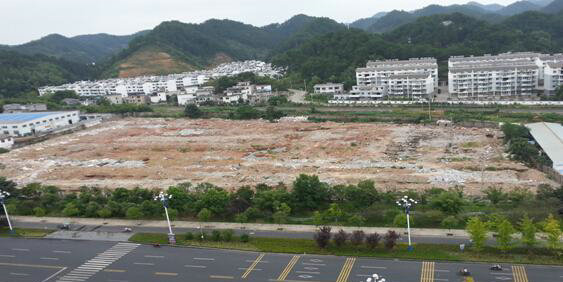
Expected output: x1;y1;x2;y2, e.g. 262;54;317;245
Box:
55;242;139;282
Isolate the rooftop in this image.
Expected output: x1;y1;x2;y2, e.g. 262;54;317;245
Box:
0;112;73;124
526;122;563;175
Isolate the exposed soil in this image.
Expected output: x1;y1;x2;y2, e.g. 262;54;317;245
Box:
0;118;556;193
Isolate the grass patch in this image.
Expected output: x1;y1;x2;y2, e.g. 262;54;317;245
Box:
0;227;54;238
129;232;563;265
462;142;480;148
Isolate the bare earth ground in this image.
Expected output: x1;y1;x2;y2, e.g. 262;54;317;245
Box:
0;118;556;194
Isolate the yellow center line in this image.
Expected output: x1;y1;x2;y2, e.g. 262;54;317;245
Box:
210;275;235;279
242;253;265;279
336;257;356;282
277;255;300;281
0;262;64;270
155;272;178;276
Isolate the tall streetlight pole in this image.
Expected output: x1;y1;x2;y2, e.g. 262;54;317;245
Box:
154;192;175;244
366;273;386;282
0;190;13;233
397;195;418;251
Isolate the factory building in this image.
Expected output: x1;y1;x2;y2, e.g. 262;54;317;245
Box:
0;111;80;137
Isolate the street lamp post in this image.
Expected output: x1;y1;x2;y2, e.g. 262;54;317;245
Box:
366;273;386;282
154;192;175;244
396;195;418;252
0;190;13;233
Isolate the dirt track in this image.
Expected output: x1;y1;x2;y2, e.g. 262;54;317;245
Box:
0;118;556;193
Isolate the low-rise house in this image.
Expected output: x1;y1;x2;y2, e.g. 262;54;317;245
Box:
61;98;82;105
0;135;13;150
3;104;48;113
314;83;344;94
106;95;124;105
124;95;150;105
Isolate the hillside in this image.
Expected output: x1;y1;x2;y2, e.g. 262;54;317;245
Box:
0;50;97;99
2;32;145;64
272;11;563;86
106;15;344;77
542;0;563;13
497;1;541;16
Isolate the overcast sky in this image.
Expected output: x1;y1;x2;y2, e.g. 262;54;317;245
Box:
1;0;518;45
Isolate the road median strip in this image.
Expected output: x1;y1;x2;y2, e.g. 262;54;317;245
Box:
277;255;300;281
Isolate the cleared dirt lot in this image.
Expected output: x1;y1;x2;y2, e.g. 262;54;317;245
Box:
0;118;556;193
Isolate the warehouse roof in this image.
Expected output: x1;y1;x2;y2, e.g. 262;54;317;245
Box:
526;122;563;175
0;112;71;124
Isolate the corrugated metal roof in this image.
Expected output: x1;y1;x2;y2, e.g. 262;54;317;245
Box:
526;122;563;174
0;112;70;124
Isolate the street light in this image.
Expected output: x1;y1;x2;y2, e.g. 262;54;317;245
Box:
154;192;175;244
0;190;13;233
396;195;418;251
366;273;386;282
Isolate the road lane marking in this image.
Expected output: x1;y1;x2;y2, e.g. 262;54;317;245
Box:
240;268;262;271
246;259;269;263
41;257;60;261
336;257;356;282
41;267;68;282
104;269;127;273
420;261;435;282
302;263;325;266
194;257;215;261
242;253;265;279
296;271;320;274
512;265;529;282
360;265;387;269
53;251;71;254
133;262;154;266
277;255;300;281
0;262;64;269
185;265;207;268
10;272;30;276
0;254;15;258
210;275;235;279
108;280;129;282
144;255;164;258
155;272;178;276
11;248;30;251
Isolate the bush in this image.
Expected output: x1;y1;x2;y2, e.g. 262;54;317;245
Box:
393;213;407;227
33;207;46;217
384;230;400;249
211;230;222;242
184;232;194;240
126;206;143;220
350;230;365;246
366;232;381;249
441;216;460;230
466;217;487;251
333;229;348;247
0;148;9;154
240;233;250;243
184;104;203;118
314;226;332;248
222;229;234;242
197;231;208;241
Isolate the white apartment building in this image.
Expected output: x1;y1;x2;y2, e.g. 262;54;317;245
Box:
386;73;435;97
0;111;80;137
333;85;387;101
544;62;563;95
448;53;543;99
314;83;344;94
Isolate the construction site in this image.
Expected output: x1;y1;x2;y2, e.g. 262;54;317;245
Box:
0;118;556;194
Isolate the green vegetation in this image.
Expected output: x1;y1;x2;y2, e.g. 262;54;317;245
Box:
0;227;54;238
81;103;153;114
501;123;552;167
130;230;563;265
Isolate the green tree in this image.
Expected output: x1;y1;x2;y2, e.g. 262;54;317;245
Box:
466;217;488;251
496;219;516;251
62;203;80;217
323;203;347;225
543;214;562;250
430;191;465;214
184;104;203;118
508;138;540;166
519;214;537;248
167;208;178;220
198;208;212;222
33;207;46;217
272;203;291;224
501;123;529;144
125;206;143;220
483;187;506;205
347;214;366;227
441;216;459;231
235;213;248;224
97;207;112;219
291;174;330;211
393;213;408;228
312;211;325;226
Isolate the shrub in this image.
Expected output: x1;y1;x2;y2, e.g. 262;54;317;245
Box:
441;216;460;230
384;230;400;249
393;213;408;227
184;232;194;240
198;208;212;222
184;104;203;118
314;226;332;248
496;219;516;251
366;232;381;249
466;217;487;251
544;214;562;249
197;231;208;241
333;229;348;247
211;230;222;242
519;214;537;248
350;230;365;246
222;229;234;242
240;234;250;243
126;206;143;220
33;207;46;217
97;208;112;218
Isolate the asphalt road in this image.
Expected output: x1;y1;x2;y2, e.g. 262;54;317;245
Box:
0;237;561;282
14;220;482;245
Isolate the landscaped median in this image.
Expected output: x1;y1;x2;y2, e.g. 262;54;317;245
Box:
129;231;563;265
0;227;54;238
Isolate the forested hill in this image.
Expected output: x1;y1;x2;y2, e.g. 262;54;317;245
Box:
272;11;563;88
104;15;345;78
1;32;147;64
0;50;98;99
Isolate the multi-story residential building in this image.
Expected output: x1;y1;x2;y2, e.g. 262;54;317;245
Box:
544;61;563;95
448;53;543;99
0;111;80;137
358;58;439;88
333;85;387;101
124;95;151;105
314;83;344;94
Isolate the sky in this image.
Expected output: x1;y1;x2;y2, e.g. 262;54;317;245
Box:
1;0;519;45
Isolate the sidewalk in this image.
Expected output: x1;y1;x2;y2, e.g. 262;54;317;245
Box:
14;216;470;238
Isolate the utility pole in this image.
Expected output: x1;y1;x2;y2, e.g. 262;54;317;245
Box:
0;190;13;233
154;192;175;244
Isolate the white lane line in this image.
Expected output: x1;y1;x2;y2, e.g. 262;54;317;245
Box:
302;262;325;266
108;280;129;282
41;267;68;282
11;248;30;251
239;268;263;271
296;271;320;274
360;266;387;269
435;269;450;272
144;255;164;258
0;254;15;258
193;257;215;261
491;272;513;276
41;257;60;261
53;251;71;254
185;265;207;268
133;262;155;266
434;279;449;281
10;272;30;276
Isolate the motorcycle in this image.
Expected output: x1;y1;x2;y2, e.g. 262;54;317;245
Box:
490;264;503;271
459;268;471;276
123;227;132;233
